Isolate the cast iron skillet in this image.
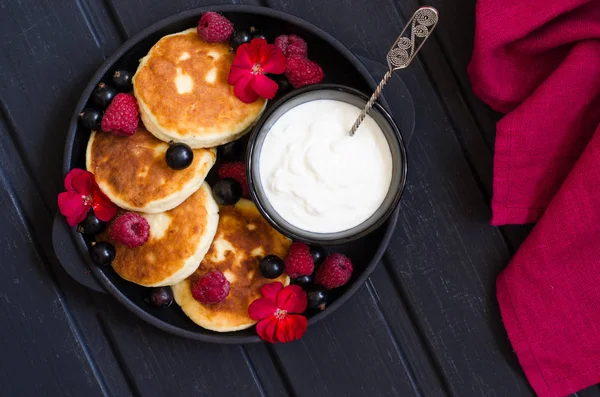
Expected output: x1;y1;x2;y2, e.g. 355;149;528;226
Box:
52;5;408;343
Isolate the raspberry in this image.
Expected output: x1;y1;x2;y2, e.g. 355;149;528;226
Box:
284;242;314;278
197;12;234;43
192;271;230;304
109;212;150;248
274;35;289;56
100;93;139;136
285;56;324;88
315;253;353;289
274;34;308;58
288;36;308;57
218;161;248;197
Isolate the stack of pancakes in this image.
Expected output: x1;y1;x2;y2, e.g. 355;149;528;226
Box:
86;29;290;332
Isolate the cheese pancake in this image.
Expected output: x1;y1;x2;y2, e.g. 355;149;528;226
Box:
86;126;216;213
101;183;219;287
133;28;266;148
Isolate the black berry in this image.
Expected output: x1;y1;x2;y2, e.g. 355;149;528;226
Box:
230;30;251;52
144;287;174;308
79;108;103;130
112;70;133;91
218;140;244;162
268;74;291;97
90;242;115;266
310;245;326;266
165;142;194;170
250;27;267;40
77;211;106;235
291;274;313;286
212;178;242;205
306;285;328;311
91;82;117;109
260;255;285;279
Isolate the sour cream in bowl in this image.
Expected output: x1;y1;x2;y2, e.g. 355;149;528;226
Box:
247;85;407;245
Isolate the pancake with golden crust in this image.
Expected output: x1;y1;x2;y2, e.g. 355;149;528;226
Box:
172;199;291;332
100;182;219;287
133;28;267;148
86;126;216;213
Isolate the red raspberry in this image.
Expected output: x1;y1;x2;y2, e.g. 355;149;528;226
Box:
109;212;150;248
218;161;248;197
192;271;230;304
197;12;234;43
285;56;324;88
274;35;289;56
274;34;308;58
101;93;139;136
284;242;314;278
315;253;353;289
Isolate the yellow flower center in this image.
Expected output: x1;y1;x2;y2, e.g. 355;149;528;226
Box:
251;63;263;75
274;308;287;320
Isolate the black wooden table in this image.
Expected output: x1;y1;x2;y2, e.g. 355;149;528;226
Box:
1;1;598;396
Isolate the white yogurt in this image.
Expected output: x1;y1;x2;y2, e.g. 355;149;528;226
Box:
259;99;393;233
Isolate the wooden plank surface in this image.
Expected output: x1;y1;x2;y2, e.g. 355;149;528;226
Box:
1;0;592;396
0;135;111;396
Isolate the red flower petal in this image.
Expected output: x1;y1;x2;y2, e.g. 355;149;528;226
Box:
73;171;96;195
58;191;87;216
234;74;259;103
91;188;118;222
260;282;284;302
248;297;278;321
58;191;90;227
275;314;307;343
66;210;90;227
256;316;279;343
247;41;262;67
251;74;279;100
276;284;307;314
261;48;286;75
253;38;271;64
228;65;249;85
64;168;90;191
231;43;255;69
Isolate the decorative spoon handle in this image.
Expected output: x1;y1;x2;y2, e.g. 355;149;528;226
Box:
349;6;438;136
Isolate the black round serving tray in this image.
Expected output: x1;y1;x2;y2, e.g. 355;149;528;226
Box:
52;5;408;344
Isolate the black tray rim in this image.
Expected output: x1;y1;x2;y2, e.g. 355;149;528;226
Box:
59;4;402;344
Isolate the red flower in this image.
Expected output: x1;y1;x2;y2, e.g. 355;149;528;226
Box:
228;38;286;103
248;282;308;343
58;169;118;227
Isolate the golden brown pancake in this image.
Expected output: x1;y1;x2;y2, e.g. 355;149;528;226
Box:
172;199;291;332
86;126;216;213
133;28;267;148
101;182;219;287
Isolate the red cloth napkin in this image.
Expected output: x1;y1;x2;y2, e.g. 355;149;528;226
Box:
468;0;600;396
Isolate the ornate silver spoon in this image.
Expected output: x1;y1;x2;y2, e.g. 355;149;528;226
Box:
349;6;439;136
